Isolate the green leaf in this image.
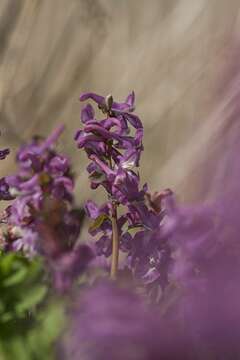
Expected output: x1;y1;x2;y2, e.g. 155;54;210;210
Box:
3;267;28;287
0;253;15;274
16;286;47;313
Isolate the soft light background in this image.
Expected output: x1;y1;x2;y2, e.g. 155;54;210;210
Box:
1;0;240;205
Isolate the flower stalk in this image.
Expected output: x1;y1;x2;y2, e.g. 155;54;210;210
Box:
110;202;119;279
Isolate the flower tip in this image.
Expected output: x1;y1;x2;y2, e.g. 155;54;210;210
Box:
79;93;94;102
79;94;86;102
126;91;135;107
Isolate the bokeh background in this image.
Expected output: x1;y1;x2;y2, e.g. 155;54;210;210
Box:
1;0;240;205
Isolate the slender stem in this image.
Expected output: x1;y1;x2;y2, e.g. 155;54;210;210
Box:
110;202;119;279
107;143;119;279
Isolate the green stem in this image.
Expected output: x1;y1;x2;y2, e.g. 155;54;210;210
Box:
110;203;119;279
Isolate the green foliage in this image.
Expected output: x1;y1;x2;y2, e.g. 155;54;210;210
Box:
0;253;64;360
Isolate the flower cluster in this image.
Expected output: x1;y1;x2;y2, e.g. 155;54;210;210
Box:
1;125;74;256
75;92;173;292
1;125;94;291
75;91;143;195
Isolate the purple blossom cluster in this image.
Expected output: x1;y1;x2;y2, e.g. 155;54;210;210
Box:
75;91;143;194
75;91;173;291
0;125;93;291
2;125;73;255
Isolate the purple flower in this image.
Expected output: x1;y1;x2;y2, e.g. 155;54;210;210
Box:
47;155;70;176
3;125;75;257
49;244;94;293
35;204;93;292
77;91;174;287
79;91;136;113
76;92;143;174
62;281;190;360
85;200;110;220
161;196;240;357
12;228;38;257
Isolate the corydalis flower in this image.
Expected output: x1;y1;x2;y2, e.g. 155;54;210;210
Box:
3;125;75;257
6;124;73;203
77;91;174;288
75;91;143;199
79;91;140;127
75;91;146;280
75;92;144;217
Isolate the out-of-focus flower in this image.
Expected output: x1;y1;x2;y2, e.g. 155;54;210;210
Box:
2;125;75;257
160;184;240;357
51;245;94;292
63;281;190;360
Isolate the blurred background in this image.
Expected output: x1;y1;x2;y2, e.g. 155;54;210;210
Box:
1;0;240;205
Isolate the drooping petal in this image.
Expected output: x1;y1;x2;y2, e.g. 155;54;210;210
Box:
81;103;95;123
80;92;105;105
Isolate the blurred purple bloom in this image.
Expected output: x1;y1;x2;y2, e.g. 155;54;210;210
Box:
50;244;94;292
31;202;94;292
63;281;190;360
12;228;38;257
2;125;75;257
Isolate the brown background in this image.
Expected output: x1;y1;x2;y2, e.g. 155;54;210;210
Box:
1;0;240;205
